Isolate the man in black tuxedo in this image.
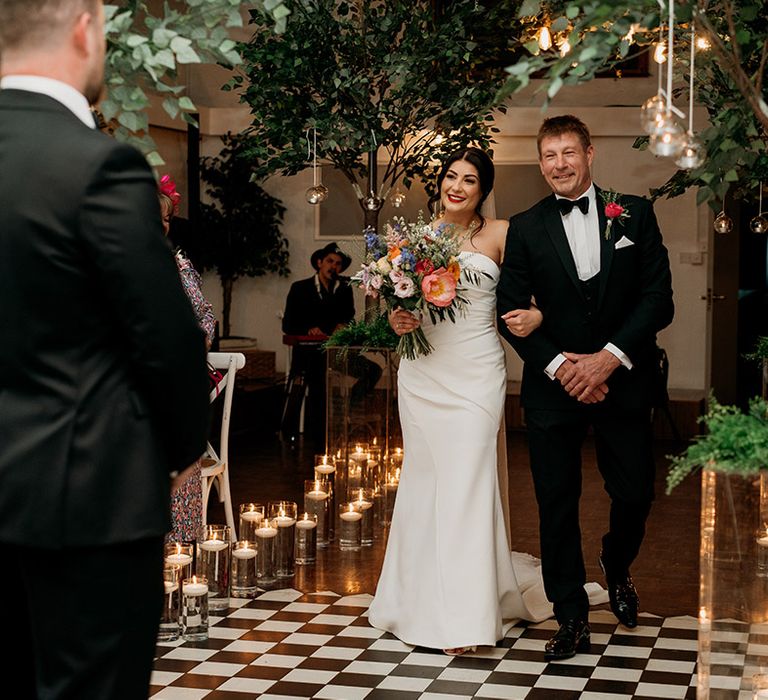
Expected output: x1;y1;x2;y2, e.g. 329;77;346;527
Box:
497;115;674;660
0;1;210;697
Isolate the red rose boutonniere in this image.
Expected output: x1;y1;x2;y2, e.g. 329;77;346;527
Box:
600;189;630;240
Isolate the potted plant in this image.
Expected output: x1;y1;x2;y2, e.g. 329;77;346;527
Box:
666;395;768;698
198;133;289;340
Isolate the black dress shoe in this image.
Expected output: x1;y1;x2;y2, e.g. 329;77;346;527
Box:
544;619;591;661
599;552;639;629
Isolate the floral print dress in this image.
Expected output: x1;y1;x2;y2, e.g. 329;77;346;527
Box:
167;250;216;543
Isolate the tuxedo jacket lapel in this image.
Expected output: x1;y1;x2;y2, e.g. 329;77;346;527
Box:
595;185;615;309
542;196;585;300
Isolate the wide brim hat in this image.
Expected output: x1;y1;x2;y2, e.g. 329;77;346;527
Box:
311;242;352;272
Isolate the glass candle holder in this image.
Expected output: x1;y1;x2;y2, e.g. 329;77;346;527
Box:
159;565;181;641
197;524;231;612
347;445;368;494
255;516;278;585
295;512;318;565
181;575;209;641
304;479;330;548
269;501;297;578
230;540;258;598
351;487;374;545
164;541;194;582
314;461;336;543
383;473;399;527
239;502;265;542
338;502;362;550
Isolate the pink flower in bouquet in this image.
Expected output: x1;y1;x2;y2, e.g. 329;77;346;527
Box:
421;267;457;307
605;202;624;219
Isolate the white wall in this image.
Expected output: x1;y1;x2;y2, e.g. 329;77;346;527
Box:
148;76;709;391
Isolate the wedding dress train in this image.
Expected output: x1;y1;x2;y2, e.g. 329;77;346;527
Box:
368;251;606;649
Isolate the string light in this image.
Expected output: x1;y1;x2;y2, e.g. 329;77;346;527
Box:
538;25;553;51
305;127;328;205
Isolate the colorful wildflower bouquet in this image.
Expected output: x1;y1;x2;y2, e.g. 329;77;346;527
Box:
352;215;480;360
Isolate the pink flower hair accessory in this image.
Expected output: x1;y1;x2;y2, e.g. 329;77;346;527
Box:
159;174;182;212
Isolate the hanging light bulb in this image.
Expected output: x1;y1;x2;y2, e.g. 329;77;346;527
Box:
713;211;733;234
750;183;768;234
558;37;571;57
304;127;329;205
432;131;445;146
390;189;406;208
675;26;706;170
649;121;684;157
695;35;711;50
653;42;667;64
538;25;553;51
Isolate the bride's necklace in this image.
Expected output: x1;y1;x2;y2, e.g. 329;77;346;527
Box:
437;215;481;239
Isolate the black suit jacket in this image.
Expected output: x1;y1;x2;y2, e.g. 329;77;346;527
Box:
0;90;210;547
282;276;355;336
497;187;674;413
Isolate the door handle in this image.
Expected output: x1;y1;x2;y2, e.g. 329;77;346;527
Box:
700;289;726;308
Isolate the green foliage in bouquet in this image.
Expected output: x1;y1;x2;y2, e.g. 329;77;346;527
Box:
666;394;768;494
324;315;399;355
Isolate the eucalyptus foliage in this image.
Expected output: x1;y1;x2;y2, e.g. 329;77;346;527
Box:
504;0;768;209
666;395;768;493
199;134;289;338
103;0;289;164
232;0;521;210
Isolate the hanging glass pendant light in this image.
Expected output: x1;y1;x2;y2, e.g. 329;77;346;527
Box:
750;183;767;234
305;128;328;205
713;211;733;234
675;26;705;169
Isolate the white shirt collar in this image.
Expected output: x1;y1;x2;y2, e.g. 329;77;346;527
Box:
0;75;96;128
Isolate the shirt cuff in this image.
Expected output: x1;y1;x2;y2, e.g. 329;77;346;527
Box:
604;343;633;369
544;353;567;380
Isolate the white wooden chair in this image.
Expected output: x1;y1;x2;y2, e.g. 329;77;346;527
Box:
201;352;245;540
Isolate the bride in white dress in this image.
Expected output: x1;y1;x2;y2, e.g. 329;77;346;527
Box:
367;148;604;654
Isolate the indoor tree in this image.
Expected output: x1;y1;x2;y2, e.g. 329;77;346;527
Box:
198;134;289;339
230;0;522;231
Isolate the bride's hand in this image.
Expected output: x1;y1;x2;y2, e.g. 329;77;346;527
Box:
388;309;420;336
501;306;543;337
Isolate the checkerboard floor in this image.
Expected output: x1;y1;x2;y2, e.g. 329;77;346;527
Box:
150;589;706;699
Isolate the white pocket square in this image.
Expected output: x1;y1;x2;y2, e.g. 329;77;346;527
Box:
615;236;634;249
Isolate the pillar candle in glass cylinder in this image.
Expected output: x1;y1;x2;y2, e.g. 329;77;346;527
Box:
339;502;362;550
295;512;318;565
255;516;278;585
159;565;181;641
269;501;297;578
314;455;336;542
353;488;374;545
164;542;194;582
238;502;265;542
347;445;368;495
383;472;399;526
197;525;231;612
181;575;209;641
304;479;329;547
230;540;258;598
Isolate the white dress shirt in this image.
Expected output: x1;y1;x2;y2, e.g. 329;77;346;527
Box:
544;183;632;380
0;75;96;129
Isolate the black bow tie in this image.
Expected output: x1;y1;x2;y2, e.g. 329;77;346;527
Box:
558;197;589;216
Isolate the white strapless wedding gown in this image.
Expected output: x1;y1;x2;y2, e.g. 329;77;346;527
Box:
368;251;605;649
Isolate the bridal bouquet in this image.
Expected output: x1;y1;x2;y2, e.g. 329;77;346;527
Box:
352;215;477;360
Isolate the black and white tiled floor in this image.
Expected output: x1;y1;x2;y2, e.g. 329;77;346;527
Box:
150;589;703;699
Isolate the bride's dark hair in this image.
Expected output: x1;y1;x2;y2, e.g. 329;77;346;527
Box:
428;147;495;232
